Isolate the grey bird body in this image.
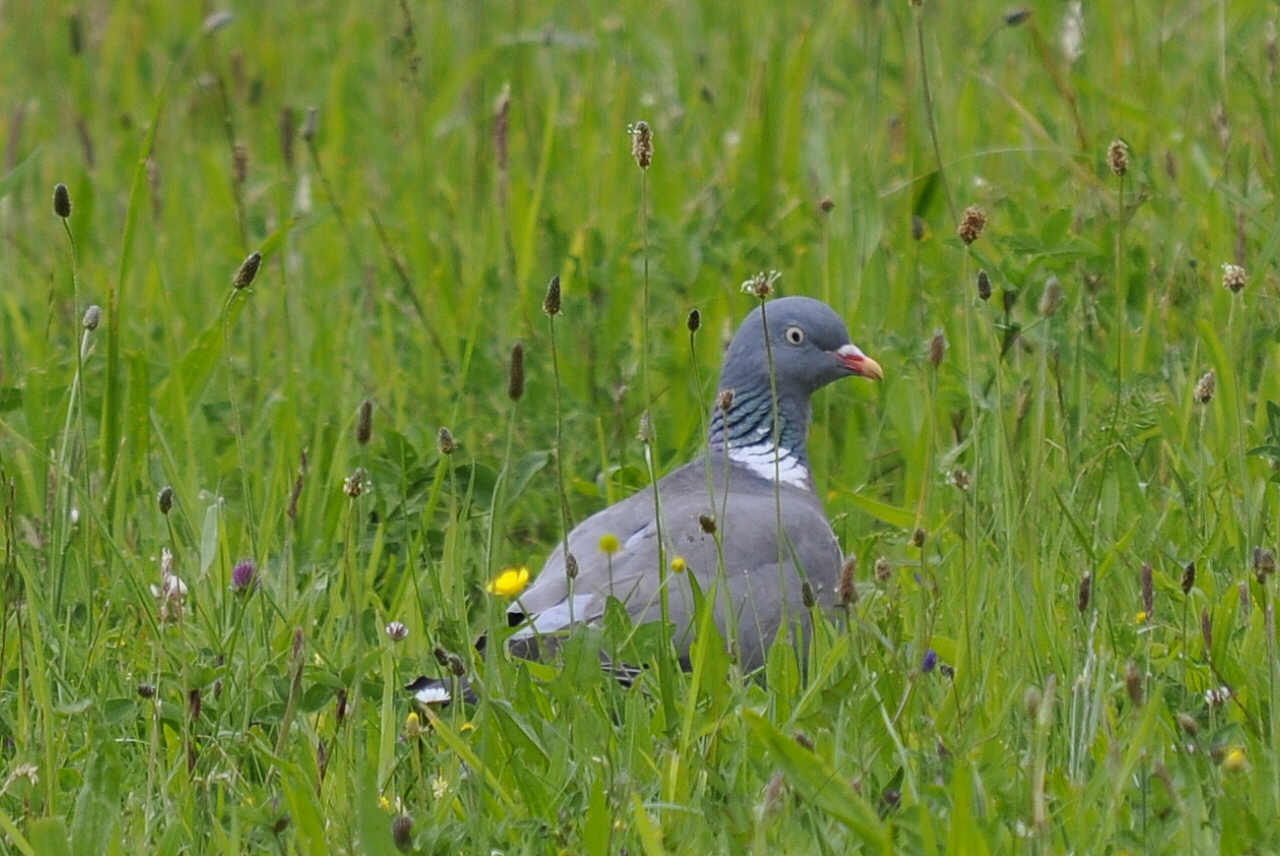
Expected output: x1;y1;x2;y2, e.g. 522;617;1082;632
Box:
511;455;841;670
507;295;881;671
410;295;881;703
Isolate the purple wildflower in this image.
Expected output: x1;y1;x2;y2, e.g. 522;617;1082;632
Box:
231;560;257;592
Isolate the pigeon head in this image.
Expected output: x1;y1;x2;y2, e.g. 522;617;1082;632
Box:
710;296;882;483
717;296;883;397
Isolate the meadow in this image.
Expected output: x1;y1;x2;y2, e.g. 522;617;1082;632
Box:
0;0;1278;852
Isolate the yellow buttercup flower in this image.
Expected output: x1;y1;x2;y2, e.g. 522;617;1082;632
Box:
1223;747;1247;772
486;566;530;597
600;533;620;554
1135;611;1148;624
670;556;687;573
404;712;423;739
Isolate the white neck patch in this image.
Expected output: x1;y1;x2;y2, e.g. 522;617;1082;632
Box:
727;441;810;489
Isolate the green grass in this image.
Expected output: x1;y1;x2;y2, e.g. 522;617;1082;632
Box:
1;0;1279;852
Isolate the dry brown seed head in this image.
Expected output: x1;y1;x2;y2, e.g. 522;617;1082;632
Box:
391;815;413;852
698;514;716;534
838;556;858;608
508;342;525;401
1181;561;1196;594
1107;139;1130;177
1221;263;1247;293
1077;572;1092;613
874;556;892;582
233;250;263;290
911;528;926;549
687;308;700;333
911;215;925;241
819;196;834;213
957;205;986;245
343;467;367;498
977;269;992;301
542;275;561;316
929;329;946;368
1194;371;1216;404
53;183;71;218
801;581;816;609
158;485;175;515
437;427;457;455
1201;607;1213;653
741;270;781;299
1124;661;1144;707
356;400;373;446
951;467;970;491
717;389;735;412
565;552;579;580
630;120;653;169
1176;712;1198;735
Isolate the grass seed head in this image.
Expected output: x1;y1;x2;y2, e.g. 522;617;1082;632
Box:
158;486;174;515
801;581;816;609
819;196;834;213
1124;661;1143;707
929;329;946;368
437;427;457;455
392;815;413;852
1221;263;1247;293
82;305;100;332
1200;607;1213;652
494;83;511;174
1194;371;1215;404
875;556;892;582
1181;561;1196;594
137;683;156;699
741;270;781;299
53;182;71;218
1253;547;1276;583
838;555;858;607
977;269;992;301
717;389;735;412
542;275;561;316
912;527;926;548
630;120;653;169
1176;712;1198;735
233;250;262;290
508;342;525;401
1077;572;1092;613
698;514;716;534
637;410;653;443
687;308;700;333
343;467;367;498
565;552;579;579
957;205;986;245
1107;139;1130;177
356;400;373;445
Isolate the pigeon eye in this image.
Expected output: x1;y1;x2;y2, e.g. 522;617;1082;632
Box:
784;326;805;345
